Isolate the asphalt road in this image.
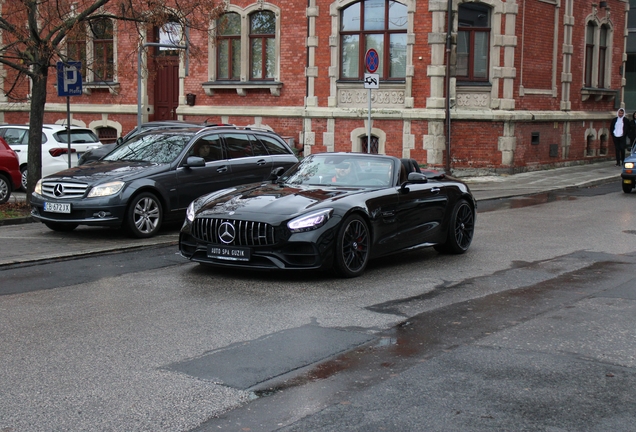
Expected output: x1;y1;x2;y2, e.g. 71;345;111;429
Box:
1;181;635;431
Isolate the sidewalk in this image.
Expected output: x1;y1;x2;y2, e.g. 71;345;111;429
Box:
0;160;621;267
461;159;619;201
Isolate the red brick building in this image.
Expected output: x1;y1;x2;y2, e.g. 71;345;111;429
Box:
0;0;628;174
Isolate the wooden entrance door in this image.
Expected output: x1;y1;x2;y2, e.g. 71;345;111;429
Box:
153;57;179;121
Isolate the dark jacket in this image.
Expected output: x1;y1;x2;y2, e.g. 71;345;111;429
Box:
611;111;630;140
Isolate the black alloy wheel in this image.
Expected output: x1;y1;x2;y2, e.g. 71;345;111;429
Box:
125;192;163;238
44;221;79;232
434;199;474;254
0;173;10;204
334;214;370;278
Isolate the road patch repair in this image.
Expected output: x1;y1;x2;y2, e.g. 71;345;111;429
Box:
166;324;375;390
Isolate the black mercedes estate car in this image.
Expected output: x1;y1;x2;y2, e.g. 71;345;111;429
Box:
30;125;298;238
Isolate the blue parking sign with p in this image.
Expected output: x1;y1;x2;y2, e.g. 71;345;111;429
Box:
57;61;83;97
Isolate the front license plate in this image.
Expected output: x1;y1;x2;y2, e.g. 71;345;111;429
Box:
44;202;71;213
624;179;632;184
207;245;251;261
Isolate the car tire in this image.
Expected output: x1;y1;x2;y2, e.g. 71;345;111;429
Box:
622;182;632;194
20;166;27;192
125;192;163;238
434;199;474;254
334;214;370;278
0;173;11;204
44;221;79;232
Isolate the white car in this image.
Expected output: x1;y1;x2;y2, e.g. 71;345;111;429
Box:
0;124;102;190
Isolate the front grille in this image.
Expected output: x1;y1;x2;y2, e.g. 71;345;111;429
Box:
192;218;276;246
41;181;89;199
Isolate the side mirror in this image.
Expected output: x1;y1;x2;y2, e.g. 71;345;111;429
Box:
269;166;286;182
116;137;123;146
407;172;428;183
400;172;428;192
184;156;206;168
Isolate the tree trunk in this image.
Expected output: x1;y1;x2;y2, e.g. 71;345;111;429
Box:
26;65;49;205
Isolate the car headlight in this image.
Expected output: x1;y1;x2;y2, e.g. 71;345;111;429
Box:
34;179;42;195
87;181;125;198
186;201;196;222
288;208;333;233
625;162;634;169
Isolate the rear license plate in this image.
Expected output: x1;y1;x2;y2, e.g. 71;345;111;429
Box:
624;179;632;184
207;245;251;261
44;202;71;213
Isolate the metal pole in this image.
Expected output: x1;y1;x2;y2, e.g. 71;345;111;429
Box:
66;96;71;168
367;89;372;153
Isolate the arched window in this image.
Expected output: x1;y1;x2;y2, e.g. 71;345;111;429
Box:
67;25;87;78
340;0;408;81
457;3;491;82
361;135;379;154
584;20;612;89
585;22;596;87
599;25;609;88
97;126;118;144
89;18;114;81
250;11;276;80
217;12;241;80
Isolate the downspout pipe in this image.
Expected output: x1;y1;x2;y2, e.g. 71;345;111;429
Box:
445;0;453;174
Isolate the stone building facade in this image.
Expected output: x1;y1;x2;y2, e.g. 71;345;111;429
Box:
0;0;628;174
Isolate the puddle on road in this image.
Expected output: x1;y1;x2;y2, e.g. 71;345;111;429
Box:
478;192;577;213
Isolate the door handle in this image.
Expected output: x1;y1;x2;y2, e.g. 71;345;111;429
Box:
256;159;267;166
217;166;228;173
431;187;441;194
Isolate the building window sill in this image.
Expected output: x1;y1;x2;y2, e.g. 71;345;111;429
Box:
83;82;120;95
581;87;616;101
202;81;283;97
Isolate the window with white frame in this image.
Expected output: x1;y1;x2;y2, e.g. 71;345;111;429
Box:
339;0;408;81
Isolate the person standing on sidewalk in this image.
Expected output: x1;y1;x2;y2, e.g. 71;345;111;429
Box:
611;108;630;166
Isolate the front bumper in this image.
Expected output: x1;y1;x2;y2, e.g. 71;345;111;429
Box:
30;194;127;227
179;220;338;271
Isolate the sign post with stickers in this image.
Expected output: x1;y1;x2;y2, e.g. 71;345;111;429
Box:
57;61;83;168
364;49;379;153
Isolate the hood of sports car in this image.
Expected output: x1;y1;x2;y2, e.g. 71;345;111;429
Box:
195;183;364;218
42;160;168;184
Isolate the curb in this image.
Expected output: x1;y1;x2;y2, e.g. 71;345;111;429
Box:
0;216;34;226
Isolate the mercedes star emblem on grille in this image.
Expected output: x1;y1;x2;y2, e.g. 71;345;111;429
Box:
54;183;64;197
218;222;236;244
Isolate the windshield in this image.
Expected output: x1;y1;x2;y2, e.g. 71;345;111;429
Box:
103;133;192;164
281;154;394;188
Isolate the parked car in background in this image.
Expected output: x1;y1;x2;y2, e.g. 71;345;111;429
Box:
30;126;299;238
78;120;211;165
179;152;476;278
0;137;21;204
622;150;636;193
0;124;102;191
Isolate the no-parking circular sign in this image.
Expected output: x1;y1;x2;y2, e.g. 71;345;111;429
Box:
365;49;379;73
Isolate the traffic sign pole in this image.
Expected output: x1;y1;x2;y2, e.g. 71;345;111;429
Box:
57;61;83;168
364;49;379;153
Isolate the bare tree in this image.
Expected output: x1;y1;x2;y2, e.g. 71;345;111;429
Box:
0;0;224;201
